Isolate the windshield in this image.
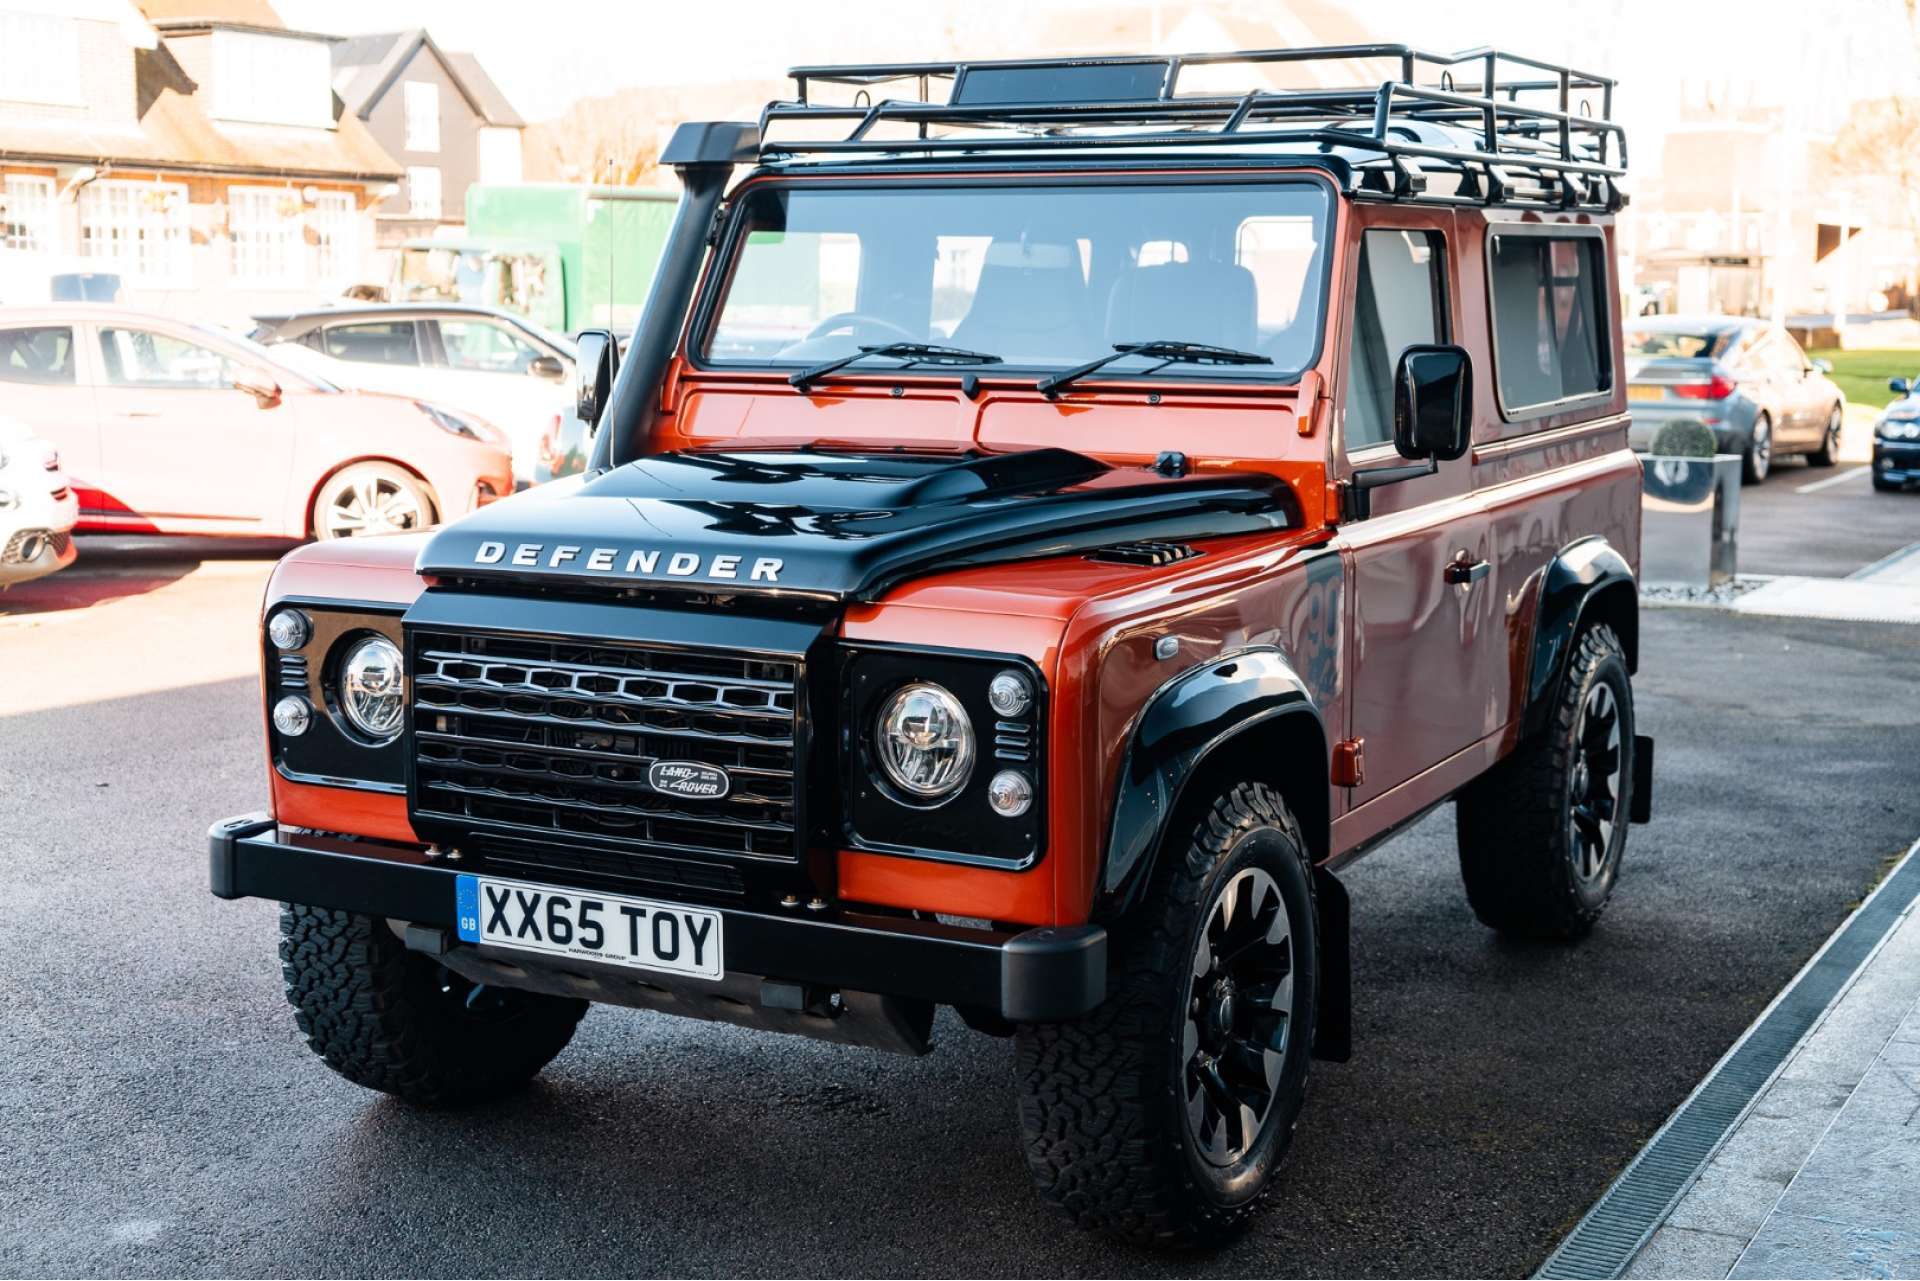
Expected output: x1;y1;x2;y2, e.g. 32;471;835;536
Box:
1625;329;1728;360
702;180;1331;380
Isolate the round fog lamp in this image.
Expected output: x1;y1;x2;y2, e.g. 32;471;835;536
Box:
272;695;312;737
986;670;1033;718
987;769;1034;818
341;635;405;742
874;682;975;800
267;608;311;651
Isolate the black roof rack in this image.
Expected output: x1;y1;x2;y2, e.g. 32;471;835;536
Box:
758;44;1627;211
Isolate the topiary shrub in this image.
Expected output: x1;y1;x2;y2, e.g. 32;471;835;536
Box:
1647;419;1718;458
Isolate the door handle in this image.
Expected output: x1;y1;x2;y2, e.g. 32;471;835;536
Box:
1445;557;1490;586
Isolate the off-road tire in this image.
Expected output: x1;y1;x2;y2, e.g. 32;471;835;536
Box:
1457;624;1636;940
1014;781;1318;1248
1808;405;1843;468
280;904;587;1106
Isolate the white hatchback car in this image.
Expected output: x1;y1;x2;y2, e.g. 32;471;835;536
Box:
0;415;78;587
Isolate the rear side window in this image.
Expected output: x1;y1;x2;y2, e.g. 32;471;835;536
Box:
1488;233;1609;415
0;325;75;384
1625;330;1723;360
1344;229;1446;450
320;321;419;366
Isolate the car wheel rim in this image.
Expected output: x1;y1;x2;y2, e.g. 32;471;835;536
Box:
325;475;422;538
1828;410;1842;455
1182;863;1292;1168
1569;682;1623;883
1753;421;1771;476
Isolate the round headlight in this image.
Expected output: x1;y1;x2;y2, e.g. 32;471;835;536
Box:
874;682;975;800
987;769;1034;818
987;669;1033;718
267;608;311;651
340;635;404;742
272;695;312;737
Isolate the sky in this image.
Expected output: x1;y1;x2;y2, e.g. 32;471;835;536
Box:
275;0;1911;153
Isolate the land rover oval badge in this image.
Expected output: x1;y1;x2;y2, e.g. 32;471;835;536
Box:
647;760;731;800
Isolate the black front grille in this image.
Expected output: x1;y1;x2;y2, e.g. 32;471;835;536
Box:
409;629;802;866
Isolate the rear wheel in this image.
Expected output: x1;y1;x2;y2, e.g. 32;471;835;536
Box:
1015;781;1317;1247
1742;414;1772;484
313;462;433;540
1457;624;1637;940
1809;406;1843;468
280;905;587;1106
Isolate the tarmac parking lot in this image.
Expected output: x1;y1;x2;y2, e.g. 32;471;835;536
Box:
2;477;1916;1276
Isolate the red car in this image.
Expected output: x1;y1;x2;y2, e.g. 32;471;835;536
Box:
0;305;513;539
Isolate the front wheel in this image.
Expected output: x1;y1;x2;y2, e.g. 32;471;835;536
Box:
1456;624;1637;940
1015;781;1317;1247
280;905;587;1106
1808;406;1843;468
1742;414;1772;484
312;462;433;540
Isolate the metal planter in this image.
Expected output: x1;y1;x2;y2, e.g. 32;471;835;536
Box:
1640;454;1742;588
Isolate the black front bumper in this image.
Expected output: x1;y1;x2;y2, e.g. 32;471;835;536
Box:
209;815;1106;1022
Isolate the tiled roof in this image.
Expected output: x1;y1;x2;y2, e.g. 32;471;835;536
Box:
331;29;523;127
135;0;287;26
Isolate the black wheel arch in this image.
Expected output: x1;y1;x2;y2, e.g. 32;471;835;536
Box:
1097;646;1349;1061
1523;536;1639;739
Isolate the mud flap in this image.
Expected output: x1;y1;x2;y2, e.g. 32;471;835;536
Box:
1312;865;1351;1062
1631;734;1654;824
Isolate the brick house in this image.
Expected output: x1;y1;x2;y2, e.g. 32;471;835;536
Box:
330;29;526;246
0;0;401;323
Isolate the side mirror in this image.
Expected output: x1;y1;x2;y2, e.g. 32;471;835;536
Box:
528;354;566;382
233;367;282;409
573;329;619;429
1392;344;1472;463
1891;377;1911;396
1811;357;1833;375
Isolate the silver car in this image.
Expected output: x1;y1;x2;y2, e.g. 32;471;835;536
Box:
1624;317;1846;484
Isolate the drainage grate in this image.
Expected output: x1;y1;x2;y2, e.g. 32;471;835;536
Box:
1536;840;1920;1279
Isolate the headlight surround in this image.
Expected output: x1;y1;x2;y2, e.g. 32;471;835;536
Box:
1878;417;1920;440
339;634;405;742
873;681;975;801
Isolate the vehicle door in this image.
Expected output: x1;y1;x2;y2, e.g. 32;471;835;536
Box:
91;323;292;525
1775;330;1825;444
308;318;432;400
1739;330;1792;438
1334;216;1501;810
426;315;571;474
0;322;98;504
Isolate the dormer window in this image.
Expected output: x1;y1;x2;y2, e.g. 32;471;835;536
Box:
210;28;332;128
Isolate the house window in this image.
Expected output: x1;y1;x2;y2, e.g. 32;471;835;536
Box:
210;29;331;128
477;127;522;185
2;175;55;253
404;81;440;152
78;180;190;285
228;187;303;286
309;192;359;283
0;13;80;106
406;167;442;220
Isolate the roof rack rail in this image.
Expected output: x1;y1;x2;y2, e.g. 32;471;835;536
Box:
758;44;1627;211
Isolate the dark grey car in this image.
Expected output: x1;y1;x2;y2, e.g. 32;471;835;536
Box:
1624;317;1846;484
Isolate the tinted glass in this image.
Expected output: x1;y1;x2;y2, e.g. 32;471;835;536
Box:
1344;229;1446;450
321;321;419;366
1489;234;1609;412
1625;330;1722;359
438;318;542;373
98;328;233;387
0;325;75;384
704;181;1332;379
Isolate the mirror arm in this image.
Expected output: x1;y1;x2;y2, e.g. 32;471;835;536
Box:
1342;457;1437;522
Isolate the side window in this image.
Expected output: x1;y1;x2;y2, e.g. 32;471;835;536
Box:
1344;229;1446;451
98;327;232;387
0;325;76;384
437;319;541;374
1489;233;1609;415
320;321;419;366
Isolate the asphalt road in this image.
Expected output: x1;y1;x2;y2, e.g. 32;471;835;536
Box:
2;533;1916;1279
1734;455;1920;579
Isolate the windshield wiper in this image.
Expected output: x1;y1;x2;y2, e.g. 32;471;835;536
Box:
1036;340;1271;396
789;342;1002;392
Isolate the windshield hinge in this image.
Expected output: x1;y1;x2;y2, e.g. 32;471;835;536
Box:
704;201;729;248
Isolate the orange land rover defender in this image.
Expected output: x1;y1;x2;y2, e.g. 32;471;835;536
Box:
212;44;1653;1245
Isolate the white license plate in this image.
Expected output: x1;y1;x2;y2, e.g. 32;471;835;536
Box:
455;874;723;980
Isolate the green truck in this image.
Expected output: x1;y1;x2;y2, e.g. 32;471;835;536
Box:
390;184;677;336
